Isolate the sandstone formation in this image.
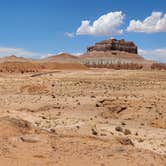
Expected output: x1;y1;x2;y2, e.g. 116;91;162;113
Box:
87;39;138;54
79;39;154;68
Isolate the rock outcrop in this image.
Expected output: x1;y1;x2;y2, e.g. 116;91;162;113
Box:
87;39;138;54
79;38;152;68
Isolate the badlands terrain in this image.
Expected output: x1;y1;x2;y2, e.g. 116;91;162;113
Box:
0;68;165;165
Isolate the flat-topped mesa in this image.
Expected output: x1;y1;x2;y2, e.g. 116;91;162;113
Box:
87;39;138;54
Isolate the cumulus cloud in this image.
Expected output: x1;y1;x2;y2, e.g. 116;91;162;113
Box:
76;11;124;36
139;48;166;62
71;52;83;56
127;12;166;33
65;32;74;38
0;47;43;59
40;53;55;59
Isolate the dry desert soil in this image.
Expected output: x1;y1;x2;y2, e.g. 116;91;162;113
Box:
0;69;165;166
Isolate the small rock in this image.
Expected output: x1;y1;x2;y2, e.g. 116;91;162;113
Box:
76;125;80;129
115;126;123;132
91;128;98;136
123;129;131;135
121;122;126;126
135;132;139;136
96;101;103;107
20;135;40;143
41;116;47;120
51;84;55;87
118;138;134;146
138;138;144;143
52;95;56;98
100;133;107;136
50;129;57;133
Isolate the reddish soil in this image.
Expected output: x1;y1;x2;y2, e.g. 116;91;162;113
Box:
0;62;87;73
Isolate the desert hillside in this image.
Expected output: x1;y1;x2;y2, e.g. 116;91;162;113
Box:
0;55;32;63
0;61;87;73
42;53;79;63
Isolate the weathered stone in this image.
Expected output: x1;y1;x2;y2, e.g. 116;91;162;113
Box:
115;126;123;132
91;128;98;135
20;135;40;143
118;138;134;146
96;101;103;107
123;129;132;135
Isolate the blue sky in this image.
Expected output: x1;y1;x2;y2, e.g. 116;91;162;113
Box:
0;0;166;62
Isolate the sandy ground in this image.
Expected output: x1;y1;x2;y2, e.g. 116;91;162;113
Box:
0;69;165;166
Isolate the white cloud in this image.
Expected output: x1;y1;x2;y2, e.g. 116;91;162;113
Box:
76;11;124;36
71;52;83;56
0;47;43;59
127;12;166;33
65;32;74;38
139;48;166;62
40;53;55;59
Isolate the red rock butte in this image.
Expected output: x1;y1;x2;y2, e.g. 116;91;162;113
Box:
80;38;149;69
87;39;138;54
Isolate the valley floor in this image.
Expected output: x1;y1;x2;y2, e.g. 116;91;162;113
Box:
0;69;165;166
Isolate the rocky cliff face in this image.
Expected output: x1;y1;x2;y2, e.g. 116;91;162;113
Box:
87;39;138;54
79;39;149;68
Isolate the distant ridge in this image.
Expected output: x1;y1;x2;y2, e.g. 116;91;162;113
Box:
0;38;164;71
0;55;32;63
41;53;78;63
